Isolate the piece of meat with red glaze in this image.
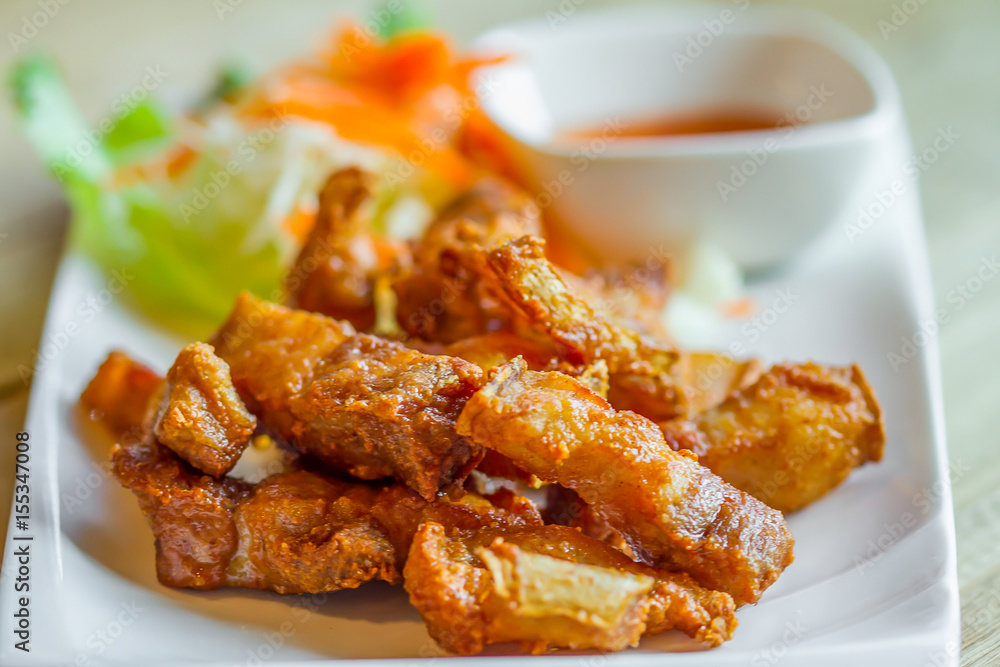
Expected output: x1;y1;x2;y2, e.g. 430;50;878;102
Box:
152;342;257;477
456;357;794;606
288;334;485;500
80;351;164;435
660;361;885;512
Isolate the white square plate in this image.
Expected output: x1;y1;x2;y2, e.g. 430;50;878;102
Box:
1;49;958;667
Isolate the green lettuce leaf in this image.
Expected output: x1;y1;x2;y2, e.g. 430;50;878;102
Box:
8;56;300;332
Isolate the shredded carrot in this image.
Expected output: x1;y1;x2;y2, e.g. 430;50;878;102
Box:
722;297;756;319
327;31;455;106
323;26;501;103
282;202;318;243
239;24;502;190
165;145;199;179
458;109;528;188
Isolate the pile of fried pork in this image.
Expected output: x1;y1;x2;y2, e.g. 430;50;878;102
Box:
80;168;885;655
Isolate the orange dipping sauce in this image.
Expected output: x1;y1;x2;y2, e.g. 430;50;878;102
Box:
560;109;784;140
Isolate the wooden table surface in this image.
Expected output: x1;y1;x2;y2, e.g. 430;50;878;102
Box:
0;1;997;664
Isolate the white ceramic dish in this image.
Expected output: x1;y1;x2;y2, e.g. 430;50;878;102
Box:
0;12;958;667
0;120;960;667
472;5;901;269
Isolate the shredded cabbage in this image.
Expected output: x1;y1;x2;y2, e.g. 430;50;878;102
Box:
9;55;430;332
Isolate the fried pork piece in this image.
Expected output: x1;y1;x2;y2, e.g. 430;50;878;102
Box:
211;294;484;500
152;343;256;477
398;182;682;415
405;522;737;655
111;438;252;589
227;471;402;593
288;334;485;499
393;179;542;343
427;178;540;238
209;292;356;431
443;330;605;491
443;331;611;398
568;262;673;340
456;358;794;605
400;228;686;419
443;331;557;372
681;352;763;415
478;236;691;421
473;450;544;490
285;167;402;331
231;474;540;593
114;438;396;592
80;351;163;434
485;236;677;374
602;369;688;422
112;432;540;592
542;485;633;556
660;362;885;512
608;352;763;421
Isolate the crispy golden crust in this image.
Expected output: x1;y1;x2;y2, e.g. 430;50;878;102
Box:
661;362;885;512
152;343;257;477
682;352;764;415
477;236;690;420
442;331;556;373
608;352;763;422
210;294;482;499
484;236;677;374
288;334;485;500
443;332;610;397
227;472;401;592
404;522;736;655
473;450;544;489
476;526;737;647
112;428;539;593
456;358;794;605
393;179;542;343
209;292;356;427
566;262;673;341
80;351;163;435
285;168;403;331
111;438;252;589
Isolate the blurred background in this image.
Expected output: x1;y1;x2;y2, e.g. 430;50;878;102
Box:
0;1;996;663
